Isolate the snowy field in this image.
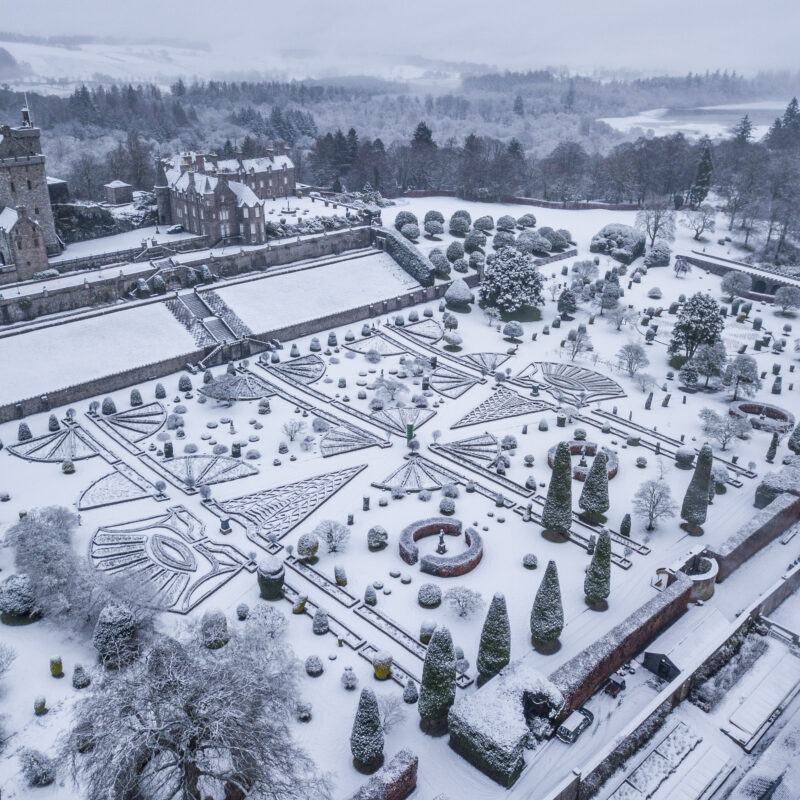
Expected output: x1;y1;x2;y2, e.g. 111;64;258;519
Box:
1;199;800;799
214;251;420;333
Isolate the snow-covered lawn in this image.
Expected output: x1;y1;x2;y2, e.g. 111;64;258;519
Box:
2;199;800;799
0;303;195;405
214;252;419;333
50;225;200;264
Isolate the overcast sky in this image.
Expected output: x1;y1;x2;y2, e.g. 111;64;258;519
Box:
10;0;800;76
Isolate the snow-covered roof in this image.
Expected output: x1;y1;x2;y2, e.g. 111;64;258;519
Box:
644;606;727;668
0;206;18;232
46;176;67;185
166;152;293;173
104;179;132;189
163;168;261;207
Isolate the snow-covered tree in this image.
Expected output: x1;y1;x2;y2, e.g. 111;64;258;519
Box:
633;479;677;530
424;220;444;239
67;620;328;800
774;286;800;314
312;519;350;553
541;442;573;537
723;354;762;400
594;282;620;316
720;271;752;302
679;361;699;390
688;140;713;207
788;422;800;454
351;688;384;773
557;289;578;318
476;593;510;684
566;327;592;360
394;211;418;232
635;203;676;247
616;343;649;376
681;204;716;240
530;560;564;644
445;278;473;308
418;626;456;732
692;341;728;388
478;248;544;314
607;306;638;331
698;408;751;450
584;529;611;606
579;451;609;523
681;443;713;532
93;602;140;667
282;420;306;441
444;586;483;618
669;293;723;359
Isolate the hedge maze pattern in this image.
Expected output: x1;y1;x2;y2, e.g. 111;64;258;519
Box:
79;464;159;510
159;454;258;490
99;402;166;443
371;456;449;492
319;423;386;458
451;386;551;429
199;370;276;402
210;464;367;549
460;352;511;373
429;365;480;399
269;354;326;385
89;506;255;613
400;318;443;344
370;406;436;435
9;425;100;462
514;362;625;404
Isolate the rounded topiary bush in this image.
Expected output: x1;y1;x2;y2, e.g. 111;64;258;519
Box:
101;397;117;415
446;241;465;263
312;608;329;635
0;573;35;618
522;553;538;570
305;655;324;677
394;211;418;232
297;532;320;561
367;525;388;551
418;583;442;609
401;223;420;241
372;650;393;680
439;497;455;515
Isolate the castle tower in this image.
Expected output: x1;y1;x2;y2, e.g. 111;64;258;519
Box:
154;158;172;226
0;105;62;256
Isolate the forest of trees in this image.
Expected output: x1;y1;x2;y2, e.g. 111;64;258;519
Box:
2;70;799;261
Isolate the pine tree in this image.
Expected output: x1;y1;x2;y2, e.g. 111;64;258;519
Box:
557;288;578;318
418;626;456;732
619;513;631;537
767;432;779;463
476;593;511;684
688;140;713;207
584;530;611;606
681;443;713;533
350;688;384;773
542;442;573;537
579;451;609;523
530;560;564;644
732;114;753;143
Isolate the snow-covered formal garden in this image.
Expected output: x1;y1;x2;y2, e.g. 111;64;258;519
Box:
1;197;799;800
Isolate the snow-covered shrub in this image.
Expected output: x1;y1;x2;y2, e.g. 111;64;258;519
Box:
517;213;536;228
367;525;388;551
201;609;229;650
72;664;91;689
401;223;420;241
418;583;442;609
19;749;55;787
452;258;469;273
0;573;35;618
446;240;465;263
418;489;432;502
645;240;671;267
522;553;538;569
364;585;378;606
178;375;192;392
312;608;329;635
236;603;249;621
101;397;117;415
93;603;139;666
464;230;486;253
342;666;358;690
479;248;544;314
394;211;418;232
305;655;324;677
442;483;460;498
590;224;645;264
424;209;445;224
403;678;419;703
297;532;320;560
420;620;437;643
449;213;471;236
497;215;517;231
647;287;663;299
444;586;483;618
445;278;473;308
439;497;456;515
469;251;485;270
492;231;516;249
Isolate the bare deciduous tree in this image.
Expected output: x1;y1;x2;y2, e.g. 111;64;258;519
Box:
633;479;677;530
64;617;330;800
444;586;484;618
377;693;406;734
616;342;650;376
282;419;306;441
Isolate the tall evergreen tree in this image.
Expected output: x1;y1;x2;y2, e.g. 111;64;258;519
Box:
669;293;723;359
418;626;456;732
542;442;573;537
350;688;384;773
530;560;564;644
688;139;713;207
476;593;511;685
584;530;611;606
766;431;779;463
732;114;753;143
681;443;713;533
579;451;609;523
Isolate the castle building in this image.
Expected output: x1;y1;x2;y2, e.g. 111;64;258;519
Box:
0;106;62;282
156;146;295;245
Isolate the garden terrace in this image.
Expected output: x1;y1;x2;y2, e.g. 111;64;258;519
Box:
398;517;484;578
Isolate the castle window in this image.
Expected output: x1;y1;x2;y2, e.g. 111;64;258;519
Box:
34;208;39;215
33;238;39;247
9;181;14;192
17;241;22;250
27;179;32;190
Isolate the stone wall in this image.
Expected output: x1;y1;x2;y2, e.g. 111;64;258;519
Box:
548;573;693;714
345;749;418;800
704;492;800;581
681;254;796;299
